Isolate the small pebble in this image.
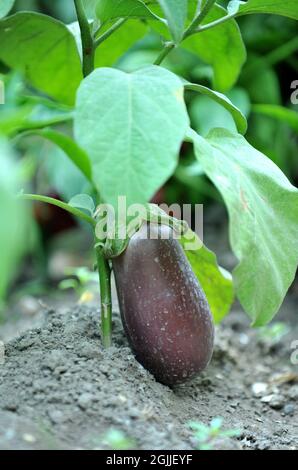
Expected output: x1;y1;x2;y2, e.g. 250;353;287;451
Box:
252;382;268;397
23;433;36;443
42;350;65;371
78;393;95;409
257;440;271;450
287;385;298;401
48;409;66;424
268;394;286;409
79;344;101;359
18;296;40;316
283;404;295;416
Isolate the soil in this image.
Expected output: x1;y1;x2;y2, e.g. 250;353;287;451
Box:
0;295;297;450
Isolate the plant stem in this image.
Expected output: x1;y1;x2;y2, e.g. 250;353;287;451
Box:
154;42;175;65
95;18;127;48
73;2;115;347
22;193;113;347
96;246;112;348
195;12;236;33
184;0;217;37
154;0;218;66
74;0;95;77
20;193;96;227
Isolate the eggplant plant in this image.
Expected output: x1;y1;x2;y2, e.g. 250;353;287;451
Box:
0;0;298;383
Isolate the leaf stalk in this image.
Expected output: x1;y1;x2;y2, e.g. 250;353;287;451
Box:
19;193;96;226
154;1;236;66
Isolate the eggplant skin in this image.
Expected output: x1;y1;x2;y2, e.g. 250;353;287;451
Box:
113;223;214;386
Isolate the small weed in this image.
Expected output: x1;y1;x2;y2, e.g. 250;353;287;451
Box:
188;417;241;450
58;267;98;303
101;428;136;450
257;322;290;345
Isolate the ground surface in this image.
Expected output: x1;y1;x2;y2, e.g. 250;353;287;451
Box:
0;294;297;450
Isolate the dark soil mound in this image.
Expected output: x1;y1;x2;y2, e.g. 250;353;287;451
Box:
0;305;297;450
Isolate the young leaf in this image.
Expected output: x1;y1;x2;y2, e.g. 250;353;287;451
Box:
235;0;298;20
180;230;234;323
0;0;15;18
96;0;160;23
182;4;246;91
189;128;298;326
75;66;189;206
69;194;95;215
0;13;83;105
19;129;92;182
185;82;247;134
156;0;188;44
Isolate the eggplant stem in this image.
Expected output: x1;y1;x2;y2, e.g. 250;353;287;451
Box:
96;246;112;348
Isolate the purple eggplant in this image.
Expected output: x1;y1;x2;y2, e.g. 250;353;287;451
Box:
113;223;214;385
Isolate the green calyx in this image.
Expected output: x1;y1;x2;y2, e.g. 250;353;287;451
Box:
94;203;189;259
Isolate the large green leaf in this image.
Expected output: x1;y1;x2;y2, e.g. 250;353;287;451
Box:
189;127;298;326
0;13;83;105
95;20;148;67
182;5;246;91
96;0;159;23
156;0;188;43
180;229;234;323
235;0;298;20
75;66;189;206
0;0;14;18
185;82;247;134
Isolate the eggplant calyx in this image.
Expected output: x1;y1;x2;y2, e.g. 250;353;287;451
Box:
95;237;129;260
94;204;189;260
145;204;189;235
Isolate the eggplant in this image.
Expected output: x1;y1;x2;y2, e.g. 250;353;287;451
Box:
113;223;214;386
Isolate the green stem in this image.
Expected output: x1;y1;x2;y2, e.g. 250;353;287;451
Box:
74;0;115;347
20;193;96;227
153;0;218;66
184;0;217;37
154;42;175;65
19;114;73;131
195;12;236;33
95;19;127;48
74;0;95;77
96;246;112;348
